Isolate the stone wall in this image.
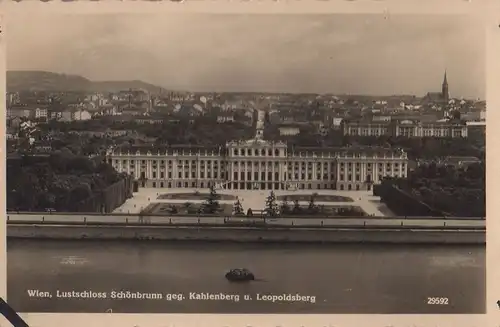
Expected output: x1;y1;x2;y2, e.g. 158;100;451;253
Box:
7;225;486;245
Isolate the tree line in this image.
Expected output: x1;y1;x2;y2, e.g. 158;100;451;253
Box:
7;151;128;212
374;161;485;217
38;118;255;147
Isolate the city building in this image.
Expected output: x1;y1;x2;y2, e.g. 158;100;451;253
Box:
7;107;31;119
341;71;469;137
331;117;344;129
35;107;48;120
461;110;486;122
372;115;392;122
466;121;486;135
216;113;235;123
106;138;408;191
341;118;468;138
424;71;449;104
442;156;481;168
72;109;92;121
278;124;301;136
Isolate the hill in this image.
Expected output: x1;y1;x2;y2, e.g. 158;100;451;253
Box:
90;80;167;93
7;71;169;94
7;71;92;92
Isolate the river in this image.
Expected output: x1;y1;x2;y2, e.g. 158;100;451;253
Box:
7;239;485;314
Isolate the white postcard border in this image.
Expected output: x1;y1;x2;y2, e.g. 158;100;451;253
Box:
0;1;497;326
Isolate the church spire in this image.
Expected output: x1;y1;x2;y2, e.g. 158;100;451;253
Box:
442;69;449;102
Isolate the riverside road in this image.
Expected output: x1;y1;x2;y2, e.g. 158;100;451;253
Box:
6;213;486;228
7;239;485;314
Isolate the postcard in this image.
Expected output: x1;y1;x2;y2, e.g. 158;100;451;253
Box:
0;1;495;327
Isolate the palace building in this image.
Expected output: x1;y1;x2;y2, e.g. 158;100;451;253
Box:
106;138;408;191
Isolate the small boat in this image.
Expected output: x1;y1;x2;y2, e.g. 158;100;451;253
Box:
225;268;255;282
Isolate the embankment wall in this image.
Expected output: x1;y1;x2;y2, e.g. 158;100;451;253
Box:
7;225;486;245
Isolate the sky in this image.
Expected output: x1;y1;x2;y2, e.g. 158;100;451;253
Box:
7;13;485;98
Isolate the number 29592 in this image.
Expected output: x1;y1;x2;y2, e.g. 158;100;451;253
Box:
427;297;449;305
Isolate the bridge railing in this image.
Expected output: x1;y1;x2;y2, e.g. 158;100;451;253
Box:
5;213;486;230
5;211;486;220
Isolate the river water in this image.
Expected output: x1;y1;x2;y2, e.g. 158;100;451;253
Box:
7;239;485;314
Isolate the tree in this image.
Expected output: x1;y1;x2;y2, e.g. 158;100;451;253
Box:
292;199;302;214
307;194;319;214
7;153;129;212
233;199;244;216
184;202;200;215
184;202;198;214
343;206;367;217
202;185;220;214
264;191;279;217
375;161;485;217
280;196;290;215
450;110;461;120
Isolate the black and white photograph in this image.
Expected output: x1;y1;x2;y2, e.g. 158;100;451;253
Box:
5;12;486;314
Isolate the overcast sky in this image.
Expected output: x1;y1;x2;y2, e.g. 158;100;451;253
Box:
7;14;485;98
